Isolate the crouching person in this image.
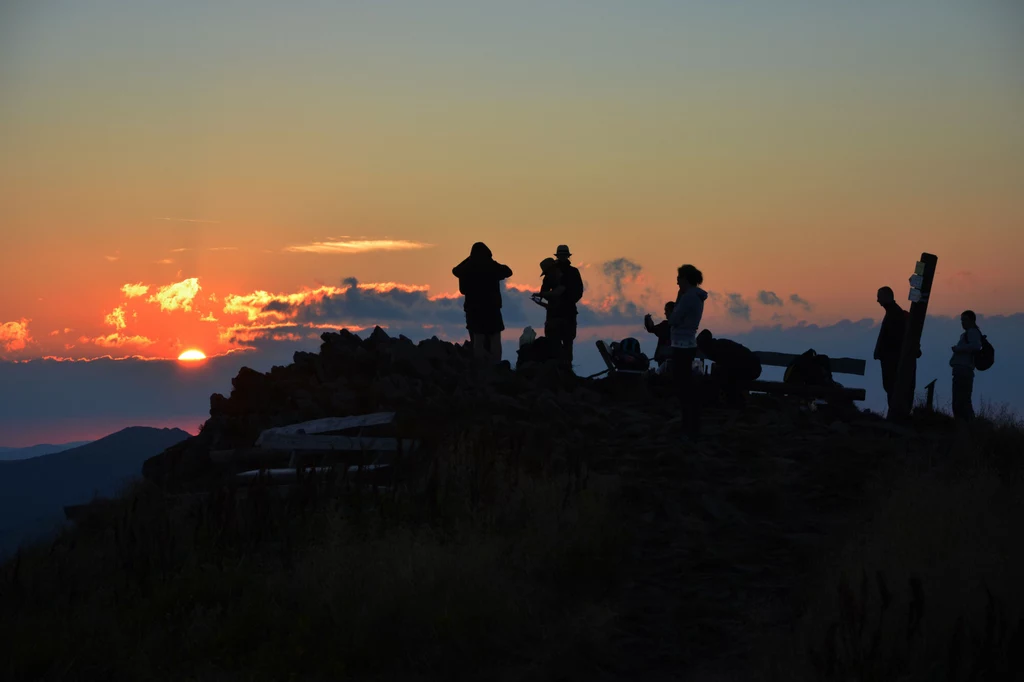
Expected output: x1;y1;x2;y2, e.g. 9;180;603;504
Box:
696;329;762;407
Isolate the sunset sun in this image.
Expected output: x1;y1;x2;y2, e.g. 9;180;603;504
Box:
177;349;207;362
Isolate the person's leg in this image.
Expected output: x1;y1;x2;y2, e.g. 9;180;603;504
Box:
564;320;577;369
952;370;974;422
470;332;489;361
880;359;897;405
488;332;502;363
963;370;975;421
673;347;698;439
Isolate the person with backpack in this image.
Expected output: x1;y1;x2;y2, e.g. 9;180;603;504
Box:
537;245;584;369
452;242;513;363
949;309;987;422
644;301;675;368
874;286;919;415
669;264;708;443
696;329;761;407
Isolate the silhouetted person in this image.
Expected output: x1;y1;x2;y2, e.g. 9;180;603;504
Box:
873;286;918;415
539;245;584;369
950;309;983;422
696;329;761;407
644;301;675;367
669;264;708;443
452;242;513;363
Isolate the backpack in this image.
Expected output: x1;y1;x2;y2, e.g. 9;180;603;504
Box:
784;349;835;386
976;331;995;371
610;337;649;371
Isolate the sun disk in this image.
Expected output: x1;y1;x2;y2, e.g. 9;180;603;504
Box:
178;349;207;362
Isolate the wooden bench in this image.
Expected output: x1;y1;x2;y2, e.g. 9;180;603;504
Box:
701;350;867;402
213;412;419;484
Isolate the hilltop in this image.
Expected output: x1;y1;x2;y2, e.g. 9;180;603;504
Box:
3;329;1022;681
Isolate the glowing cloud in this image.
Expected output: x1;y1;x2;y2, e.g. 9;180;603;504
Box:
90;333;154;348
104;306;127;330
284;239;432;254
148;277;201;312
121;283;150;298
1;319;32;352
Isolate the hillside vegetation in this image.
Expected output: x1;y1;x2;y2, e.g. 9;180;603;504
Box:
2;329;1020;681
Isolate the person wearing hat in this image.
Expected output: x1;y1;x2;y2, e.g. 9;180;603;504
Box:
452;241;513;363
539;245;584;368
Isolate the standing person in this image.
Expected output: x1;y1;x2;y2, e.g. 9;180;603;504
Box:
874;286;918;415
669;264;708;443
452;242;513;363
949;310;983;422
542;245;584;369
644;301;675;368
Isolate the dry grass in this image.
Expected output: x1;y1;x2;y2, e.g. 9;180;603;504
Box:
768;408;1024;681
0;428;627;682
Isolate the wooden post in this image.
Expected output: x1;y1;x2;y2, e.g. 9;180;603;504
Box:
889;253;938;421
924;379;936;412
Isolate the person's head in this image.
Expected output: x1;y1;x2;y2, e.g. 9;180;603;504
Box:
961;310;976;330
696;329;713;352
676;264;704;291
540;257;559;277
664;301;675;318
554;245;572;262
470;242;492;259
876;286;895;306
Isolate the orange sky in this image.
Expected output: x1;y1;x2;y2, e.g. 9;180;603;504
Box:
2;2;1023;361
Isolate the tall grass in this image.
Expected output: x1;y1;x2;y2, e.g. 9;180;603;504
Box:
769;408;1024;680
0;426;626;682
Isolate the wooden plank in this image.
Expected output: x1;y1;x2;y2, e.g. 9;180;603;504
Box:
256;434;416;452
256;412;395;444
753;352;865;376
595;340;617;373
697;350;866;376
748;380;866;402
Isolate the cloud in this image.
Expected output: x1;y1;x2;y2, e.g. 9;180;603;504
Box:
724;293;751;321
602;258;643;298
48;328;73;337
284;239;433;254
104;306;127;330
155;258;175;265
121;283;149;298
91;333;154;348
208;246;239;251
789;294;812;311
171;248;191;253
1;319;32;353
148;277;201;312
156;217;221;224
104;255;119;262
757;291;783;306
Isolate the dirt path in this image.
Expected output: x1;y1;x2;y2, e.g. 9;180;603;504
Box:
587;397;902;680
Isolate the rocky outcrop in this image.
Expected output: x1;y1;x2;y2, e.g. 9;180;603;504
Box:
143;327;613;489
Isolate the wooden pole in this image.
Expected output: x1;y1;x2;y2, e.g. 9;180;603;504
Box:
924;379;936;412
889;252;938;421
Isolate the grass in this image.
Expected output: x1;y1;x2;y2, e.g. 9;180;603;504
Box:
767;407;1024;681
0;426;627;682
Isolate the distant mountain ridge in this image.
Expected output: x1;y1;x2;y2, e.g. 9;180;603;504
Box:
0;426;190;557
0;440;93;461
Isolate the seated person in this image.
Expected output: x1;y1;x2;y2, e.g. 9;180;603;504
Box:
608;337;650;372
644;301;675;367
696;329;762;406
516;334;561;369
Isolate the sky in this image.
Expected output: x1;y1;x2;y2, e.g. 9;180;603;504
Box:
1;1;1022;445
